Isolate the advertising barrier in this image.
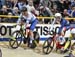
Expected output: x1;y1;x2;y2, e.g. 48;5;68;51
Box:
0;23;71;42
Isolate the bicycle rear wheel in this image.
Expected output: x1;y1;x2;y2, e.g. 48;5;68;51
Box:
42;37;54;54
71;42;75;50
9;31;22;49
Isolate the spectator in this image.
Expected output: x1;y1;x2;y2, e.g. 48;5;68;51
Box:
11;0;18;7
68;8;72;15
51;4;58;15
16;0;28;10
12;7;20;16
0;0;2;9
71;6;75;17
71;0;75;7
56;0;65;13
33;0;40;9
39;5;51;24
5;0;14;8
41;0;53;9
26;0;35;12
39;5;52;17
6;12;17;23
62;9;71;18
27;0;39;16
0;0;5;6
63;0;71;10
0;5;8;15
7;12;13;22
0;0;74;24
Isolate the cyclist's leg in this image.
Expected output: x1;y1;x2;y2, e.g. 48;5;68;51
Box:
60;27;67;36
23;23;29;46
61;26;70;36
29;30;34;43
29;19;38;46
61;27;71;51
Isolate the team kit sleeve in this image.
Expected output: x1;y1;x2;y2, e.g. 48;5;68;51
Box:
58;19;70;34
17;14;22;24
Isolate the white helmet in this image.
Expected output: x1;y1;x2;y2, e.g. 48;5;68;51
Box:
71;29;75;34
54;13;62;18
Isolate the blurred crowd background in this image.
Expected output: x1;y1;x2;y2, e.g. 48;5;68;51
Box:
0;0;75;24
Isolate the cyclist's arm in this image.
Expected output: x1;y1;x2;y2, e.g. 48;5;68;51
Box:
58;20;70;35
17;14;22;25
50;18;56;31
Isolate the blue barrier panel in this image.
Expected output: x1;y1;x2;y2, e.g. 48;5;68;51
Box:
0;38;48;41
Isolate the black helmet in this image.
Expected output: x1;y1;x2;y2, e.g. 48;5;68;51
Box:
21;7;27;12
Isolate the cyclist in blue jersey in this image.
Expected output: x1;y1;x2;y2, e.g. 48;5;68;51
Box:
50;13;71;51
53;13;70;36
17;7;38;47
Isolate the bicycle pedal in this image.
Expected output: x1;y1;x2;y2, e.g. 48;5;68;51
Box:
29;43;36;49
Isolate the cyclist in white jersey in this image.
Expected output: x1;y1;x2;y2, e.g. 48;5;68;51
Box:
17;7;38;46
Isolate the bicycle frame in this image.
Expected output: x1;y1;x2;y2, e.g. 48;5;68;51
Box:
49;27;74;51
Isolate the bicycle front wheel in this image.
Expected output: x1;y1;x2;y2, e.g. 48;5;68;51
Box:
9;31;22;49
42;37;54;54
71;42;75;50
32;31;40;48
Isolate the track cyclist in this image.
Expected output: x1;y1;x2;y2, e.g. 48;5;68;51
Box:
17;6;38;48
51;13;70;51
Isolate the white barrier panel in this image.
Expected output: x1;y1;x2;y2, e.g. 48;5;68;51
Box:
0;23;71;42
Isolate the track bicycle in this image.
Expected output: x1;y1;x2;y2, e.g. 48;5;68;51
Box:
42;28;73;54
9;24;40;49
